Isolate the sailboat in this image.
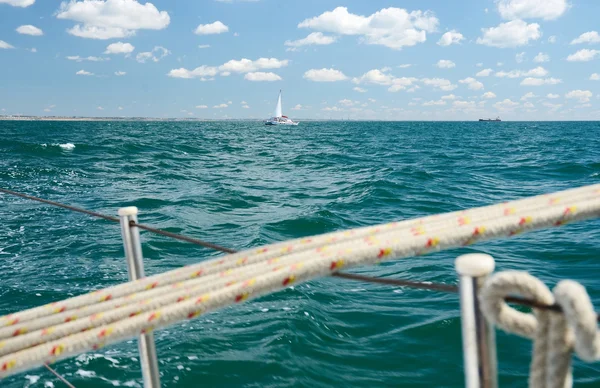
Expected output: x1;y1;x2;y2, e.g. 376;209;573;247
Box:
265;90;299;125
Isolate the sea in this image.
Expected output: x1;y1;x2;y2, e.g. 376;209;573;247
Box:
0;120;599;387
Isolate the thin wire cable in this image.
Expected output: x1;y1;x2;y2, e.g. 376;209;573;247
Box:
1;187;598;322
43;364;76;388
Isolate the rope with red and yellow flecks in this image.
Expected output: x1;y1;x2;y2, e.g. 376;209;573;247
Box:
0;184;599;378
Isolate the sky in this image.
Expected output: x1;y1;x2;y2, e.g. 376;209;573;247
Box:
0;0;599;120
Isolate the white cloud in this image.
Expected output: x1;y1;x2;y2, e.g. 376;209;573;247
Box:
291;104;304;110
339;99;356;106
285;32;337;47
543;102;562;109
422;100;446;106
118;106;123;110
16;25;43;36
493;99;519;110
482;92;496;99
497;0;568;21
436;59;456;69
368;98;376;103
167;66;218;79
453;100;476;109
476;20;541;48
29;47;37;53
590;73;600;81
437;30;464;46
213;103;228;109
244;72;282;81
56;0;170;40
97;106;104;110
304;68;348;82
136;46;169;63
548;35;557;43
219;58;288;73
495;66;548;78
523;102;535;108
67;55;109;62
352;68;417;92
565;90;593;103
353;87;367;93
547;93;560;99
476;63;483;67
76;69;94;76
322;106;343;112
115;71;126;76
422;78;457;91
298;6;439;50
0;40;14;49
533;52;549;63
397;64;412;68
0;0;34;7
198;44;211;49
476;68;493;77
242;104;250;109
521;92;537;100
571;31;600;45
104;41;134;54
520;77;562;86
196;105;208;109
194;21;228;35
515;52;526;63
441;94;457;100
459;77;484;90
566;49;600;62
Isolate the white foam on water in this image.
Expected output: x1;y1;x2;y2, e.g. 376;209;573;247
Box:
44;382;55;388
24;375;40;387
58;143;75;150
76;369;96;378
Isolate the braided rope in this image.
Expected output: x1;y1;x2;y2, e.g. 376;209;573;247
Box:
0;185;598;378
480;273;600;388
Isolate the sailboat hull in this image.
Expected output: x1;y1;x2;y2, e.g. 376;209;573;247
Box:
265;119;299;126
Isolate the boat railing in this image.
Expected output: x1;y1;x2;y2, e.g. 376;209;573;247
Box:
0;186;599;387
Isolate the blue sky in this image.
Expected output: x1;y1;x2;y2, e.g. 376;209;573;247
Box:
0;0;599;120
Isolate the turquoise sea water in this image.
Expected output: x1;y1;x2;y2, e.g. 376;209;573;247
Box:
0;120;599;387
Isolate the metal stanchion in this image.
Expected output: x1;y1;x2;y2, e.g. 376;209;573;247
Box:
119;206;161;388
455;253;498;388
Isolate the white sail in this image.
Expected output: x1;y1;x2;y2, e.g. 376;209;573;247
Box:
274;90;282;118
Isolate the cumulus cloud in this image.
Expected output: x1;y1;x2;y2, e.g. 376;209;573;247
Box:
352;68;417;92
482;92;496;99
104;41;134;54
441;94;457;100
136;46;169;63
115;71;126;76
497;0;568;21
194;21;228;35
476;20;540;48
298;6;438;50
495;66;548;78
566;49;600;62
436;59;455;69
195;105;208;109
219;58;288;73
421;78;457;91
437;30;464;46
422;100;446;106
284;32;337;48
56;0;170;40
548;35;557;43
198;44;210;49
0;40;14;49
0;0;34;7
570;31;600;45
565;90;593;103
16;25;43;36
515;52;526;63
546;93;560;99
398;64;412;68
493;99;519;110
213;103;228;109
476;68;493;77
459;77;484;90
520;77;562;86
169;57;288;80
304;68;348;82
291;104;304;110
76;69;94;76
521;92;537;100
533;52;549;63
244;72;282;81
353;87;367;93
590;73;600;81
67;55;109;62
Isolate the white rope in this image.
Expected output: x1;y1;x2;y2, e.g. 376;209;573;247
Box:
480;273;600;388
0;184;598;378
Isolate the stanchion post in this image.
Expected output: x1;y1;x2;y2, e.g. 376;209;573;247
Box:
119;206;161;388
455;253;498;388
